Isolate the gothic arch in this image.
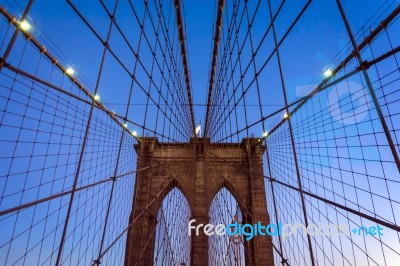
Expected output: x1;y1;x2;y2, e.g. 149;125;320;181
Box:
208;187;246;265
206;178;246;218
125;137;274;265
152;178;194;217
153;186;191;265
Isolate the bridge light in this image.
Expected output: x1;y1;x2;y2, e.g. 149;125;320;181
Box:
131;130;137;137
65;67;75;76
263;131;268;137
94;94;100;101
123;122;128;128
19;20;32;32
283;112;289;119
323;69;333;78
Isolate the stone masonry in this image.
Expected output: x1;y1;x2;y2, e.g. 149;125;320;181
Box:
124;137;274;265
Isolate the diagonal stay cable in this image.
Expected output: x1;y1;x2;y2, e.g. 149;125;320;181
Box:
204;0;225;137
173;0;196;135
0;5;142;144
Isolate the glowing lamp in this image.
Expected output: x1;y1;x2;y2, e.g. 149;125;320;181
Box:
323;69;333;78
19;20;32;32
283;112;289;119
65;67;75;76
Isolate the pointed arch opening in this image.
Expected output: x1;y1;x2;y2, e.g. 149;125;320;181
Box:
208;187;246;265
153;187;191;265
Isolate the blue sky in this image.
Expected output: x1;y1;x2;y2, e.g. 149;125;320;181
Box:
1;0;400;265
3;0;397;131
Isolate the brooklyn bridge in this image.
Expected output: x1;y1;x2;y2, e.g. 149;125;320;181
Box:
0;0;399;265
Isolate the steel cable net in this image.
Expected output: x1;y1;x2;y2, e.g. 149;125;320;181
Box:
0;0;400;265
153;187;191;265
0;0;194;265
204;0;400;265
208;188;245;265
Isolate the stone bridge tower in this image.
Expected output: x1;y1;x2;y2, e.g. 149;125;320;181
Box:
124;137;274;265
